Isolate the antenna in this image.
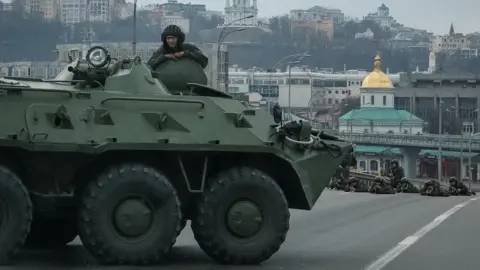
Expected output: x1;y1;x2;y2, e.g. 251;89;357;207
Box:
132;0;137;55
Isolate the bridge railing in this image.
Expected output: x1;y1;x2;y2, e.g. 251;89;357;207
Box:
320;130;480;152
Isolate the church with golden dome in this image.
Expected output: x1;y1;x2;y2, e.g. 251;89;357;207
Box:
339;54;424;134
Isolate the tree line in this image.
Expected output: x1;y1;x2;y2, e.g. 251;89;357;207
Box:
0;9;223;62
1;9;479;76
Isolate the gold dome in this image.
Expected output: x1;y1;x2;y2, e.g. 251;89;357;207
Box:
361;54;393;89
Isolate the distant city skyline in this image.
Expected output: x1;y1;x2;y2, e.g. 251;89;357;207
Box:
137;0;480;35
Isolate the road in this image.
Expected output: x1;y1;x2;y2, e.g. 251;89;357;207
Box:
5;191;479;270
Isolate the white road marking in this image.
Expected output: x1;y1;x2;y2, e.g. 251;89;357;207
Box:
364;197;478;270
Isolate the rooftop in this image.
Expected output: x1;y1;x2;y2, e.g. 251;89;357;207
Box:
339;108;422;121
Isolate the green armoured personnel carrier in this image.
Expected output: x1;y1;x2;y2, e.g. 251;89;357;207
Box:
0;46;354;265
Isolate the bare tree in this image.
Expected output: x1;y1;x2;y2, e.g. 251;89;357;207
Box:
339;96;361;115
426;109;463;135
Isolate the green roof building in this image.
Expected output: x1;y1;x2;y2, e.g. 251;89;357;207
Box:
338;54;424;134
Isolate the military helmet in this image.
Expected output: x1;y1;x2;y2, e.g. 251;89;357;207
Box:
449;176;457;182
391;160;399;165
161;24;185;44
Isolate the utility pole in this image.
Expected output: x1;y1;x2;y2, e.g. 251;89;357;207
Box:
132;0;137;55
438;98;443;182
468;133;472;190
287;64;292;115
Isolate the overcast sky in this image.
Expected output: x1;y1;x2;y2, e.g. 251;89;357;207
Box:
138;0;479;34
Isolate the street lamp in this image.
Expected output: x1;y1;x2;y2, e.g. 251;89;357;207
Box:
265;53;310;112
216;15;254;91
468;108;480;189
267;52;311;106
438;100;444;182
301;67;315;121
131;0;137;55
287;56;312;115
437;102;456;181
265;60;300;114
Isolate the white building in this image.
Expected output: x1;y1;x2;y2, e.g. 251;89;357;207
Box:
227;66;401;108
59;0;115;24
160;15;190;34
364;3;396;29
338;54;423;134
430;23;478;58
289;6;344;28
221;0;258;27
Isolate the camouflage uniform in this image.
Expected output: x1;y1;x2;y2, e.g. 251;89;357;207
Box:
330;165;349;190
368;176;395;194
398;178;419;193
344;177;369;192
449;177;476;196
390;160;404;189
420;180;450;196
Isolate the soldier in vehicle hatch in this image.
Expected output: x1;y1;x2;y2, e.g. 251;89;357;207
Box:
147;24;208;70
449;177;476;196
389;160;404;189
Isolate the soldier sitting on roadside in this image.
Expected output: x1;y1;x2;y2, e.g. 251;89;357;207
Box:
449;177;476;196
420;179;450;196
329;161;349;190
397;177;419;193
344;177;369;192
368;176;395;194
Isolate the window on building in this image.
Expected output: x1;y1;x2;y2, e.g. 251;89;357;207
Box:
362;95;365;105
370;95;374;105
359;161;365;171
370;160;378;171
328;98;332;104
383;95;386;105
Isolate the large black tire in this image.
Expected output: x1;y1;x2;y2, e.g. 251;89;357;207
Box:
192;166;290;265
77;163;182;265
24;217;77;249
0;165;33;264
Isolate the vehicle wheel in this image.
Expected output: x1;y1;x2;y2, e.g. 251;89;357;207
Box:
24;217;77;249
0;165;33;264
192;166;290;265
78;163;181;265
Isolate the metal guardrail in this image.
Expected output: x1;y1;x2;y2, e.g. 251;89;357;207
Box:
323;130;480;152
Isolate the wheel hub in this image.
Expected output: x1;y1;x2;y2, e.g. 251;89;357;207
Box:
226;200;263;238
114;198;153;237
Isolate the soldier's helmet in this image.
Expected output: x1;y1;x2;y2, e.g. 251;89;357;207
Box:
391;160;399;166
449;177;457;183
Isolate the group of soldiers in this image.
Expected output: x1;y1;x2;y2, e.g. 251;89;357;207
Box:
329;157;476;197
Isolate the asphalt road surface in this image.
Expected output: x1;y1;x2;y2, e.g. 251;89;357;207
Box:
5;191;479;270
